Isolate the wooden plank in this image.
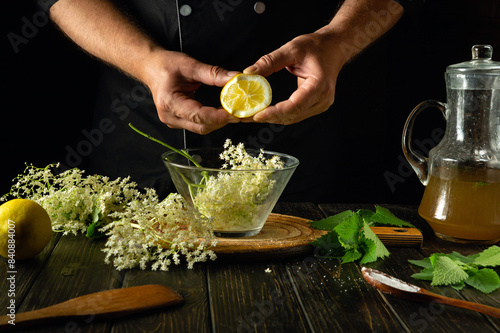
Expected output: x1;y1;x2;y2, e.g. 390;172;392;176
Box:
0;233;61;312
112;265;211;333
206;202;319;333
12;234;123;333
367;205;500;332
207;260;310;333
276;203;403;331
286;257;403;332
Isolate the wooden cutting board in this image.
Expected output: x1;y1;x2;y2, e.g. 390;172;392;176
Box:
213;213;422;260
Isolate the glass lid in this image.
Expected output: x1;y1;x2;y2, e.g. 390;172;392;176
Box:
447;45;500;74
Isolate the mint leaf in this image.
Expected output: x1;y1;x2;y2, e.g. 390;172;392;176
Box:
369;206;415;228
310;210;353;231
465;268;500;294
431;256;469;286
474;245;500;267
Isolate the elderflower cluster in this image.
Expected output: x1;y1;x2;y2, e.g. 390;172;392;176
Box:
194;140;284;231
2;164;141;235
103;193;217;271
2;164;217;271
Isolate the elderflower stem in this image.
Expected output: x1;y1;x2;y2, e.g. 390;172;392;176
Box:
128;123;203;168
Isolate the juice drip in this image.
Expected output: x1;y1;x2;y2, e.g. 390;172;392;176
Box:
418;168;500;242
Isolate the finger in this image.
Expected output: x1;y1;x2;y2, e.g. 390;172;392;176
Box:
189;62;240;87
243;45;291;77
159;96;239;134
252;82;326;124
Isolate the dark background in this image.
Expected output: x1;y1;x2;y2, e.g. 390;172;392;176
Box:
3;1;500;204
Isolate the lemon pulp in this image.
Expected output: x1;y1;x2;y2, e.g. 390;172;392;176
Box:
220;74;272;118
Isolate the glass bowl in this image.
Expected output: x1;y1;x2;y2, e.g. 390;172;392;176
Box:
162;148;299;237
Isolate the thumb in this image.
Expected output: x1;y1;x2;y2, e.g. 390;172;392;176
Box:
243;46;289;77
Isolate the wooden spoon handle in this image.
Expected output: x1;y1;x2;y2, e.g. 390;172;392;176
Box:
423;290;500;319
370;227;422;247
0;284;183;330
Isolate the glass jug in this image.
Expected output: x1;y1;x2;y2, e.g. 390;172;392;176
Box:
403;45;500;244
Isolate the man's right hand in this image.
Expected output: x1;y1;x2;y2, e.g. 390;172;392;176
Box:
50;0;238;135
144;51;240;135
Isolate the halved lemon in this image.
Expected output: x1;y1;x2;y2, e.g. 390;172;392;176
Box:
220;74;272;118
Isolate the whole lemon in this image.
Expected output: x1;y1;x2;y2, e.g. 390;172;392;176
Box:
0;199;52;260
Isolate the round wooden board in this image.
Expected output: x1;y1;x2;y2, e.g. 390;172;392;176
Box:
213;213;325;260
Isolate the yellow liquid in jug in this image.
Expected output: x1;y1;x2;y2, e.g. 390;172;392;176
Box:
418;168;500;242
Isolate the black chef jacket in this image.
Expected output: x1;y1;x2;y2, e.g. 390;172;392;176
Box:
47;0;420;202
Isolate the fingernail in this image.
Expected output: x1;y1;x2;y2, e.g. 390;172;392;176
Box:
227;71;240;77
243;65;258;74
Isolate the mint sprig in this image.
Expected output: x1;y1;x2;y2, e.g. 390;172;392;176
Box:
409;246;500;293
310;206;415;264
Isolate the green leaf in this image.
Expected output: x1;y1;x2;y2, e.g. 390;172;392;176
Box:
341;248;363;263
431;256;469;286
474;245;500;267
86;204;105;239
86;222;106;239
409;257;432;269
334;213;363;249
362;221;390;259
359;238;378;264
357;209;375;221
447;251;478;265
465;268;500;294
310;231;345;258
410;246;500;293
369;206;415;228
450;281;465;291
310;210;354;231
411;267;434;281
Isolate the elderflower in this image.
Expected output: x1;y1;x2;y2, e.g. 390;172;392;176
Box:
2;164;217;271
193;139;284;232
103;193;217;271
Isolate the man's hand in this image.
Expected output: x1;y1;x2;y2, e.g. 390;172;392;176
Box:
145;51;239;134
50;0;239;135
242;32;344;125
242;0;403;125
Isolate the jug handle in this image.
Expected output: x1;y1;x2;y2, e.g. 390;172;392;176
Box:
402;100;446;186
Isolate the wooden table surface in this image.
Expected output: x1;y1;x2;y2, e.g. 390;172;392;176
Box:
1;203;500;333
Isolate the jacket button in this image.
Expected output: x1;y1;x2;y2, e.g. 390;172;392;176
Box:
179;4;192;16
254;2;266;14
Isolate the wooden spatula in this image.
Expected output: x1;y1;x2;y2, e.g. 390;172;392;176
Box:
0;284;183;331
